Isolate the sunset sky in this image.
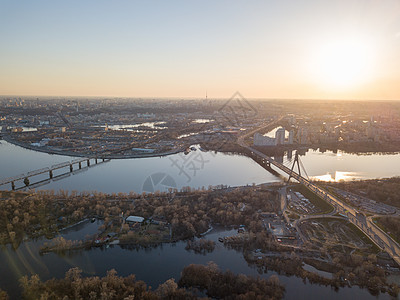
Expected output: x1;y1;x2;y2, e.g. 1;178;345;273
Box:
1;0;400;100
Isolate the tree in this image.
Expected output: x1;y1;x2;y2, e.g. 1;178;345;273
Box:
156;279;178;298
0;288;8;300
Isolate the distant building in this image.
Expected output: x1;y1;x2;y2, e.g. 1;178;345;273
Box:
137;113;155;118
298;127;309;144
288;130;294;144
253;133;275;146
275;127;285;145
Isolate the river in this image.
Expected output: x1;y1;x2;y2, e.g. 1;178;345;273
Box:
1;141;400;193
1;140;399;298
0;223;391;300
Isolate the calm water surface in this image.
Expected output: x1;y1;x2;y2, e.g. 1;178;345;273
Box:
1;140;399;299
0;224;390;300
1;141;400;193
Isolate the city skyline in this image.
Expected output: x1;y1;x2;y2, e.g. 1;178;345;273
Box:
1;0;400;100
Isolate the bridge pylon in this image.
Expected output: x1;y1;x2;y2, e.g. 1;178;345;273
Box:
287;151;309;183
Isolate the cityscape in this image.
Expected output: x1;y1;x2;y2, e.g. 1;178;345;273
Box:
1;1;400;300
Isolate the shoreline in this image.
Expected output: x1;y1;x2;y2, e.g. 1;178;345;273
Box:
3;135;185;159
4;134;400;161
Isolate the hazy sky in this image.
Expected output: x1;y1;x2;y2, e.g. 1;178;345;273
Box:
1;0;400;99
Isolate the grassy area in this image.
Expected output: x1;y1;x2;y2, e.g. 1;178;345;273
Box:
292;184;334;214
288;212;300;220
301;217;379;254
119;223;171;244
373;217;400;244
346;222;380;253
324;177;400;208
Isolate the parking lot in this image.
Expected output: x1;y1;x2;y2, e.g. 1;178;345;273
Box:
287;190;322;215
333;188;397;215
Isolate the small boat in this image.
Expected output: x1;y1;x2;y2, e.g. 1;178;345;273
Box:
218;237;224;243
91;218;96;223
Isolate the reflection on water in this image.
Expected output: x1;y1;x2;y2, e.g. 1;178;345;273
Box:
265;127;290;138
0;223;391;300
177;132;199;139
279;148;400;182
192;119;212;124
96;122;167;131
0;141;279;193
1;141;400;193
312;171;364;182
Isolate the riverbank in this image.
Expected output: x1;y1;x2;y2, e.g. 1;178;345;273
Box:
3;134;186;159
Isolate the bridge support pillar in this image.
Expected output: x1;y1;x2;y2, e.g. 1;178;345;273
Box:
87;159;90;167
69;164;73;172
11;181;15;190
79;162;81;169
49;170;53;179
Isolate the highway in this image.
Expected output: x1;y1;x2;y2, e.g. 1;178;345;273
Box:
237;119;400;266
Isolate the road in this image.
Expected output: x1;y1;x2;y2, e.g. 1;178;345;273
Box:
238;118;400;266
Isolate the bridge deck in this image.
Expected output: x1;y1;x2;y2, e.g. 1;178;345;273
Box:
239;121;400;266
0;157;92;186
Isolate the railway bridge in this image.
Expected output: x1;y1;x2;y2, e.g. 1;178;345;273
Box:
0;157;109;190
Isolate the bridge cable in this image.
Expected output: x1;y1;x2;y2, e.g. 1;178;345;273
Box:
298;155;310;181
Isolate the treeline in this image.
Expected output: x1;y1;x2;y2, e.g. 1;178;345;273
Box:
0;187;280;247
326;177;400;208
179;263;285;299
17;264;286;300
218;228;400;297
185;239;215;254
0;288;8;300
0;189;135;248
40;236;85;254
225;233;285;256
133;188;279;240
19;268;193;300
248;250;400;297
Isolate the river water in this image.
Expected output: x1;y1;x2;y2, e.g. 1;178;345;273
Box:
1;140;400;193
0;223;391;300
0;140;399;299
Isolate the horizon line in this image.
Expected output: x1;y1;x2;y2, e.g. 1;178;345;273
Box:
1;94;400;102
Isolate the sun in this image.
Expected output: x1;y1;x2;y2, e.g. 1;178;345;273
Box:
310;37;376;90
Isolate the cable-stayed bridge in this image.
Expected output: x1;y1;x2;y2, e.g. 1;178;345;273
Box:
238;119;400;266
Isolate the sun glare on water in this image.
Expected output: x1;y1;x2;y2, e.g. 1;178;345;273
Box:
310;37;377;90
